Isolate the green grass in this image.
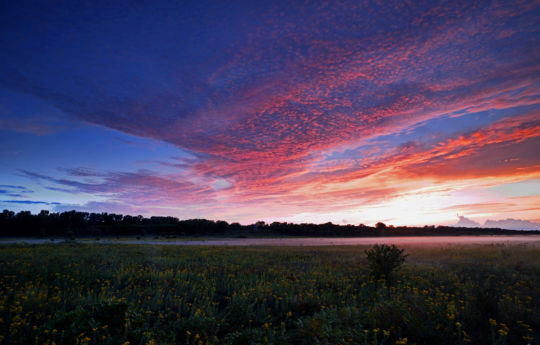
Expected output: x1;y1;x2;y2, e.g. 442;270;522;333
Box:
0;243;538;345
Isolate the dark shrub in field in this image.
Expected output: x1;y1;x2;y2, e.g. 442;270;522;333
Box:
365;244;407;284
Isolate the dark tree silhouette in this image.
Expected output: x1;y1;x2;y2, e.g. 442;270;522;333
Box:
0;209;535;238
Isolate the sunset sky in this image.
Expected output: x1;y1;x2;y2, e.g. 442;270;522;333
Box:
1;0;539;226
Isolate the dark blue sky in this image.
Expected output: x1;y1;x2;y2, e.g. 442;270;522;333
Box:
1;0;540;225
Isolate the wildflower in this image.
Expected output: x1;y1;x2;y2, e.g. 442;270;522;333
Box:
489;318;497;326
523;335;533;342
498;328;508;337
395;337;408;344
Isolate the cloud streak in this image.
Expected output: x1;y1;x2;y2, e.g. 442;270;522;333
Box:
2;200;60;205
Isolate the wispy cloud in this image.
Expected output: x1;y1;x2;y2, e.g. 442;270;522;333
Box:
0;185;34;198
2;200;60;205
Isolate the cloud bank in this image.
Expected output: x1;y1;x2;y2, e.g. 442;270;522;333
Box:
455;216;540;231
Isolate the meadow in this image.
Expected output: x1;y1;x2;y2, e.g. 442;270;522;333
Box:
0;243;538;345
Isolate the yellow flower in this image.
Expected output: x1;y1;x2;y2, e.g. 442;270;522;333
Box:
395;337;408;345
489;318;497;326
523;335;533;342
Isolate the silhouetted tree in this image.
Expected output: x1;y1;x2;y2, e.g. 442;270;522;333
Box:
0;209;534;238
375;222;387;230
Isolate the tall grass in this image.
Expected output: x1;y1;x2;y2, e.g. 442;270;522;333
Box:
0;243;538;344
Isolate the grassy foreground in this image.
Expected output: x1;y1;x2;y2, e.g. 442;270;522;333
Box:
0;243;538;345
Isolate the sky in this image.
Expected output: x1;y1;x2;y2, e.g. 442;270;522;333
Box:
1;0;539;226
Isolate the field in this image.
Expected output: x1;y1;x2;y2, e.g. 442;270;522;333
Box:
0;243;538;345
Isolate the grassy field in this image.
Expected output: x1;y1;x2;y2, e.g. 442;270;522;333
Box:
0;243;538;345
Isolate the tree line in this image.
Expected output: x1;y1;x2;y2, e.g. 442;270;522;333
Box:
0;209;536;238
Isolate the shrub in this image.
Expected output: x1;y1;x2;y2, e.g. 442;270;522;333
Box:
365;244;407;284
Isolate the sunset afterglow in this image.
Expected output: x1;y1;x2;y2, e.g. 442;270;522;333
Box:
1;0;539;227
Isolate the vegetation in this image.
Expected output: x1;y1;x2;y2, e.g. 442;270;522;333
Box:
0;243;538;344
365;244;408;284
1;209;537;238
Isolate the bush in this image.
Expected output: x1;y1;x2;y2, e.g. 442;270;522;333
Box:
365;244;407;284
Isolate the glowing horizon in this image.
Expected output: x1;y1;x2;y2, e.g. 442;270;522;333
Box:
1;1;539;227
